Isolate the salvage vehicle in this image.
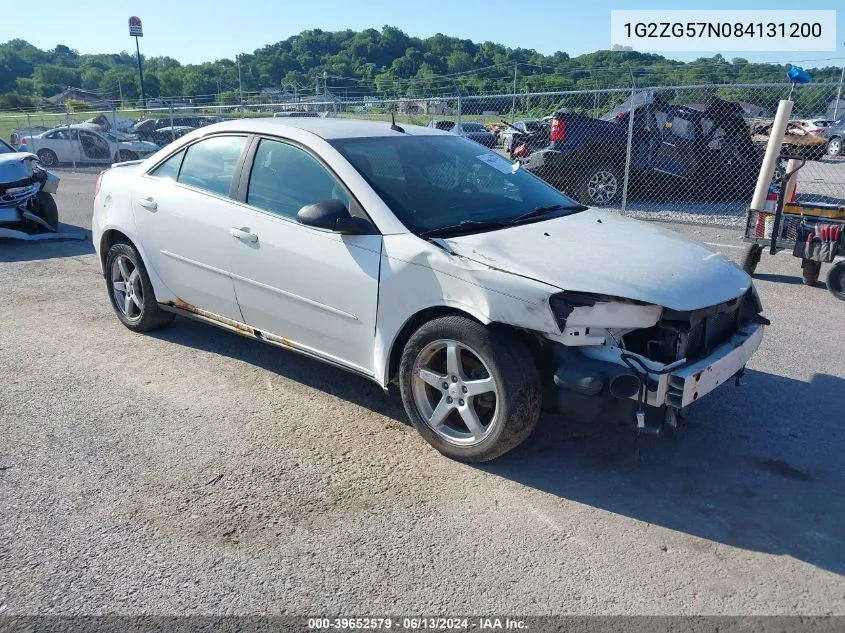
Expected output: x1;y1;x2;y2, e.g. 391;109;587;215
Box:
92;118;767;462
0;138;60;234
524;94;761;206
24;125;158;166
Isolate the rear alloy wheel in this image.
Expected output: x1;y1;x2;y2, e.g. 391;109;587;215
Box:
577;164;622;206
827;137;842;157
105;242;174;332
399;316;541;462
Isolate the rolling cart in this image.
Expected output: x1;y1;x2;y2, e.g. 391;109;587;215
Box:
741;156;845;301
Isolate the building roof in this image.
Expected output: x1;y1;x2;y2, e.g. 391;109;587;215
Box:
46;87;107;105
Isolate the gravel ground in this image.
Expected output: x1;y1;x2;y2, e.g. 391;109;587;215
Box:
1;171;844;616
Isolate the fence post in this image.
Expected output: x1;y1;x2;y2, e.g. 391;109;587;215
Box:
620;85;636;214
66;106;76;169
169;103;175;143
26;112;36;153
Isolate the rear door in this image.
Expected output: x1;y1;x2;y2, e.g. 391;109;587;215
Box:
132;135;248;320
226;136;382;374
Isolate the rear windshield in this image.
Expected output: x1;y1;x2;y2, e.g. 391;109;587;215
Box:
434;121;455;131
461;123;487;132
331;135;582;235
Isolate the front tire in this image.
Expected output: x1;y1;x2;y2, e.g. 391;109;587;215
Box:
827;137;842;157
576;164;622;206
23;192;59;232
398;316;541;463
741;244;763;275
105;242;175;332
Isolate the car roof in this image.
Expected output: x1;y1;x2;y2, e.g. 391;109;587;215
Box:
205;117;446;140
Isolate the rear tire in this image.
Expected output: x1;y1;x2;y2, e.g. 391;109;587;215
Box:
116;150;138;162
576;164;622;207
801;259;822;286
398;316;541;463
741;244;763;275
36;149;58;167
105;242;175;332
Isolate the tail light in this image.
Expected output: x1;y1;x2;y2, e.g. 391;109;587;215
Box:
550;118;567;142
94;172;103;198
20;137;27;146
513;143;530;158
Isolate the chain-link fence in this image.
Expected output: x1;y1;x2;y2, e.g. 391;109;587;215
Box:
2;81;843;227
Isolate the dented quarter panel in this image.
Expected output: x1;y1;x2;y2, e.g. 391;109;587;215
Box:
92;164;177;304
446;208;751;311
374;233;562;385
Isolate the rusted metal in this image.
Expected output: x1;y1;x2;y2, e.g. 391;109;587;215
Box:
168;299;255;335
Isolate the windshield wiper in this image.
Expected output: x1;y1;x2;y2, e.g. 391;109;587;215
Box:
508;203;587;225
419;219;510;238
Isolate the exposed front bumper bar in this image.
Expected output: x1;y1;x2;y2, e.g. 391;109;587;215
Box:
662;323;765;408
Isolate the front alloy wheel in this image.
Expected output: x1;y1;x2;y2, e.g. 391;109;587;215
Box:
827;137;842;157
411;339;499;446
399;315;541;462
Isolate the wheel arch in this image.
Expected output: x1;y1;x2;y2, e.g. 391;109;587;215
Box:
98;227;177;304
384;306;485;386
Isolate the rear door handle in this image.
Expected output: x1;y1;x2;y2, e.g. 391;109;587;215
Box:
137;196;158;211
230;227;258;243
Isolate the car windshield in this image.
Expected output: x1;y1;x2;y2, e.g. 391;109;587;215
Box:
331;135;583;236
0;139;15;154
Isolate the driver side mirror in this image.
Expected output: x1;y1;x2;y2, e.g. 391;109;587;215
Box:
296;199;372;235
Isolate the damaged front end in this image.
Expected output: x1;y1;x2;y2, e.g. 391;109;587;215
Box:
0;152;60;235
538;287;768;436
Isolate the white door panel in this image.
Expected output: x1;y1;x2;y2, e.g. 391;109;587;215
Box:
133;178;243;320
229;210;381;373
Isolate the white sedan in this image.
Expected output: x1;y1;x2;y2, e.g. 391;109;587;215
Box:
26;125;158;167
92;118;767;462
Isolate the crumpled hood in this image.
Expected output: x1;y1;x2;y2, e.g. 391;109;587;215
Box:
446;209;751;311
0;151;38;180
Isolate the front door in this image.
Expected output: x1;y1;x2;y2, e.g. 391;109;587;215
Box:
227;137;381;374
78;130;112;163
653;109;699;179
132;135;249;320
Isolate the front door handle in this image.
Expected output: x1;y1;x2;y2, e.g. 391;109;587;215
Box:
137;196;158;211
230;227;258;243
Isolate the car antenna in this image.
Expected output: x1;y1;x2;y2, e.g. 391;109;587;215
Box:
390;109;405;134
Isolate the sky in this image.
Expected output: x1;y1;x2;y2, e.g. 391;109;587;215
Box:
1;0;843;69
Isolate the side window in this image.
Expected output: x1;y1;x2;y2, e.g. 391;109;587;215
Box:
177;135;247;197
150;149;186;180
670;117;695;140
247;138;348;219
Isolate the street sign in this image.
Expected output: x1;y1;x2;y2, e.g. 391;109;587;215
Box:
128;16;143;37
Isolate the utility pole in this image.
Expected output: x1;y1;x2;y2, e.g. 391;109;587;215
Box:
512;62;517;121
237;54;243;110
833;53;845;121
118;76;124;105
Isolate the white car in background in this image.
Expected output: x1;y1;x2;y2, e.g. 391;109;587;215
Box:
92;118;767;462
25;125;158;167
794;119;833;136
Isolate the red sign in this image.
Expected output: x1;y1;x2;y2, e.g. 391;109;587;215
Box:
128;16;143;37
